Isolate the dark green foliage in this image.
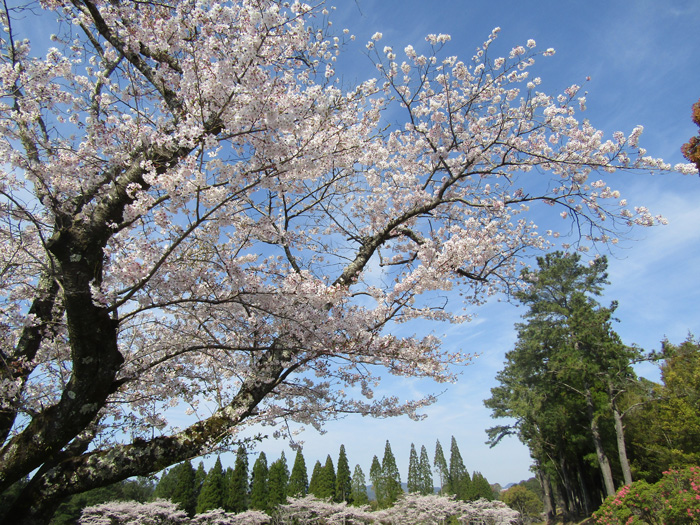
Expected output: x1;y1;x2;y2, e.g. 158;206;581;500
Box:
469;471;493;501
154;466;178;500
350;464;369;506
485;252;643;516
433;440;449;495
267;452;289;508
626;337;700;480
196;456;226;514
335;445;352;503
249;452;269;511
320;455;336;499
407;443;420;494
287;449;308;498
418;445;433;495
169;461;197;516
381;440;402;507
369;455;384;506
448;437;471;500
308;456;335;499
308;460;323;498
194;462;206;502
226;446;249;513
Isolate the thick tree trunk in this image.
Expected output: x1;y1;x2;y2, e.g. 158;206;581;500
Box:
585;386;616;497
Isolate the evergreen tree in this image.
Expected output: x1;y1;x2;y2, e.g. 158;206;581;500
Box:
381;440;402;507
317;455;336;499
249;452;269;511
287;449;309;498
369;455;384;507
171;460;197;516
226;446;249;513
154;467;178;501
196;457;226;513
407;443;420;493
419;445;433;495
267;452;289;508
486;252;640;505
433;440;449;495
194;462;206;503
627;336;700;478
448;436;471;500
350;464;369;506
470;471;494;500
335;445;352;503
308;460;323;497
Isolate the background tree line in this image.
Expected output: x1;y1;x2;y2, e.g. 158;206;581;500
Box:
20;437;501;523
485;251;700;522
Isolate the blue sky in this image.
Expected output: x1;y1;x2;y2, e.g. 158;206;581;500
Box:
244;0;700;486
13;0;700;488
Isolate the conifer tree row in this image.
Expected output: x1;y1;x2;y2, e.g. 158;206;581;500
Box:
149;438;491;516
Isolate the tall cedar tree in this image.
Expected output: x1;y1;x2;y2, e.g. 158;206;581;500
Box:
350;464;369;506
433;440;449;495
172;460;197;516
308;461;323;498
419;445;433;495
194;462;206;504
226;446;249;513
335;445;352;503
287;450;308;498
407;444;420;493
320;455;337;500
249;453;269;511
369;456;384;507
470;471;494;500
196;457;226;514
381;441;402;507
448;437;471;500
153;467;177;501
267;452;289;508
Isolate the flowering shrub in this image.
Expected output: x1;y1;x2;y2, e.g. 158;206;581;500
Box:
273;495;373;524
593;466;700;524
79;494;519;524
79;499;189;524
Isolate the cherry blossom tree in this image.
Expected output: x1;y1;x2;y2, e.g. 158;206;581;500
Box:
274;495;373;524
373;493;519;524
78;499;189;525
0;0;695;523
77;494;518;524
